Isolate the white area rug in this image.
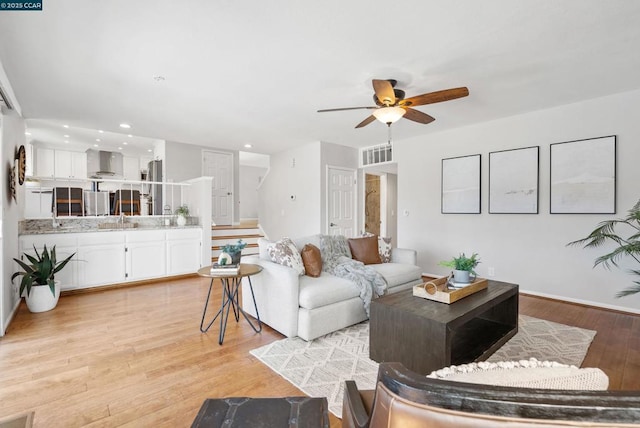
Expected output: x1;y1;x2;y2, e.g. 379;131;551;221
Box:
249;315;596;417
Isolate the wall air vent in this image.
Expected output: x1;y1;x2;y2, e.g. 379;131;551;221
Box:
360;142;393;167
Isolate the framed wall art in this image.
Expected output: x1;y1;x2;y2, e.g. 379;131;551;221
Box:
441;154;481;214
489;146;539;214
550;135;616;214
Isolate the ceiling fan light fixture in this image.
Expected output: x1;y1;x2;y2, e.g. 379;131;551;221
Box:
373;106;406;125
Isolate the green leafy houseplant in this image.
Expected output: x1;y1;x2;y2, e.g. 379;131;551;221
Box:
439;253;480;276
568;199;640;298
12;245;75;297
221;239;247;255
175;205;190;216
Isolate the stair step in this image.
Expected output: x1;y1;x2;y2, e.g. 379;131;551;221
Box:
212;243;259;251
212;234;262;241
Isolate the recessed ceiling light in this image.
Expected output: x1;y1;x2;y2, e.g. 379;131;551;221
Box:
119;123;131;129
118;147;123;150
96;138;101;142
98;130;104;134
64;134;70;138
24;131;31;136
244;144;253;148
93;144;99;147
123;142;128;145
64;140;69;144
147;149;152;152
128;134;133;138
63;124;69;128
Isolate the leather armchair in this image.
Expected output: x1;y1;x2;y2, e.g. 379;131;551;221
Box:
342;362;640;428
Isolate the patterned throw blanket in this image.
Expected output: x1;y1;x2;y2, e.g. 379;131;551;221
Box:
320;235;387;316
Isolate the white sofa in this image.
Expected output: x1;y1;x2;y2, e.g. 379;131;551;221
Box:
241;234;423;341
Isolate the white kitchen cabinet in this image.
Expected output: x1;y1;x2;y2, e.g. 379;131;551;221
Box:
36;147;55;177
54;150;87;178
125;230;166;280
166;229;202;275
123;156;141;181
76;232;126;286
19;234;80;290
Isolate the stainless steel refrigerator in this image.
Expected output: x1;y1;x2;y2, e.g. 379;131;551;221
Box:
147;160;163;215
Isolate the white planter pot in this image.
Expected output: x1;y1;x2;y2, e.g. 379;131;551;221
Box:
24;280;60;313
453;270;472;284
176;215;187;226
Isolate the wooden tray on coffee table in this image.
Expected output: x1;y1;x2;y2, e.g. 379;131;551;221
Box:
413;276;488;304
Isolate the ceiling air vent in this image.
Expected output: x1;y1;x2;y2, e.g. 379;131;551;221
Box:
360;143;393;167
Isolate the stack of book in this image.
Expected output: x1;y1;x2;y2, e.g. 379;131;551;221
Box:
210;263;240;275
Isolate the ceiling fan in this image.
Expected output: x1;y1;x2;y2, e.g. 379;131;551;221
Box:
318;79;469;128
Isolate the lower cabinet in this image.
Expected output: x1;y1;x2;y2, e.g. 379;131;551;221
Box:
76;232;127;287
19;228;202;291
166;229;202;275
126;230;166;280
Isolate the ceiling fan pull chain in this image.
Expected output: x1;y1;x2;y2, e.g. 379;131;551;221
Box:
387;123;392;144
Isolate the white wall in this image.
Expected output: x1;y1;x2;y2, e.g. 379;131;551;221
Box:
396;89;640;313
385;173;398;247
1;108;26;335
165;140;240;223
258;141;322;239
239;165;266;220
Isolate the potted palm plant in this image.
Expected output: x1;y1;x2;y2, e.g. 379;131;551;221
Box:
568;199;640;297
12;245;75;313
175;205;189;226
439;252;480;284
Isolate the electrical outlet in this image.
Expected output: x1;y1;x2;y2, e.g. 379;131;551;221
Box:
488;267;495;277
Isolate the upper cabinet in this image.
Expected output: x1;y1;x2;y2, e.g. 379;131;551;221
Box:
54;150;87;179
35;148;87;178
123;156;141;181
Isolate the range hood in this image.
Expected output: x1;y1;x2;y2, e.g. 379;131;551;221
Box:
86;149;124;177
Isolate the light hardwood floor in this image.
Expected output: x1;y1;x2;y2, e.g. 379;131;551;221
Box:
0;277;638;427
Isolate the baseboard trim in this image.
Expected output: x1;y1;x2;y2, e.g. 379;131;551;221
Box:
60;273;198;296
1;297;22;336
520;289;640;316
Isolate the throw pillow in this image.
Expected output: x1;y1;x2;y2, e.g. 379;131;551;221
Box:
348;235;382;265
301;244;322;277
378;236;392;263
267;237;305;275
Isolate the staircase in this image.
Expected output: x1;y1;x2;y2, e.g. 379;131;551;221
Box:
211;221;263;263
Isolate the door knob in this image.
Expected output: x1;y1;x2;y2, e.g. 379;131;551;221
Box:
330;222;337;227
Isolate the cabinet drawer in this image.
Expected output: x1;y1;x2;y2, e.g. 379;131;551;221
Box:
126;230;166;243
166;228;202;241
77;231;126;246
21;234;78;249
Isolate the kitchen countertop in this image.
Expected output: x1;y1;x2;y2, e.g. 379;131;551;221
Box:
19;217;202;235
21;224;202;235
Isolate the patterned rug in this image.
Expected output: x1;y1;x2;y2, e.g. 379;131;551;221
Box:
249;315;596;417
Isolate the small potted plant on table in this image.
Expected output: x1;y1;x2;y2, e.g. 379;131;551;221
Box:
218;239;247;265
439;252;480;284
12;245;75;313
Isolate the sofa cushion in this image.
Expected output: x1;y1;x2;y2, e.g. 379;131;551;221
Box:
267;237;305;275
301;244;322;277
298;273;360;310
292;235;321;253
370;263;423;288
258;237;274;261
348;236;382;265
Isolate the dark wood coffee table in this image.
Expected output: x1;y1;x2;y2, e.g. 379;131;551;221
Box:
370;280;518;375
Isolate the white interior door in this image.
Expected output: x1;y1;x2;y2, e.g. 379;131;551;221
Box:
327;166;356;237
202;150;233;225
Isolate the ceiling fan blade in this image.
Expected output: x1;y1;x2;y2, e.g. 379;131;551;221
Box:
400;87;469;107
355;115;376;128
317;106;377;112
403;108;436;124
372;79;396;106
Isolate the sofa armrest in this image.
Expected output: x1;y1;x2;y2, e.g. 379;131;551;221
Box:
391;248;417;265
241;255;301;338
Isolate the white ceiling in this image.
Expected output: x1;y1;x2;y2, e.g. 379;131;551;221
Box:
1;1;640;155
